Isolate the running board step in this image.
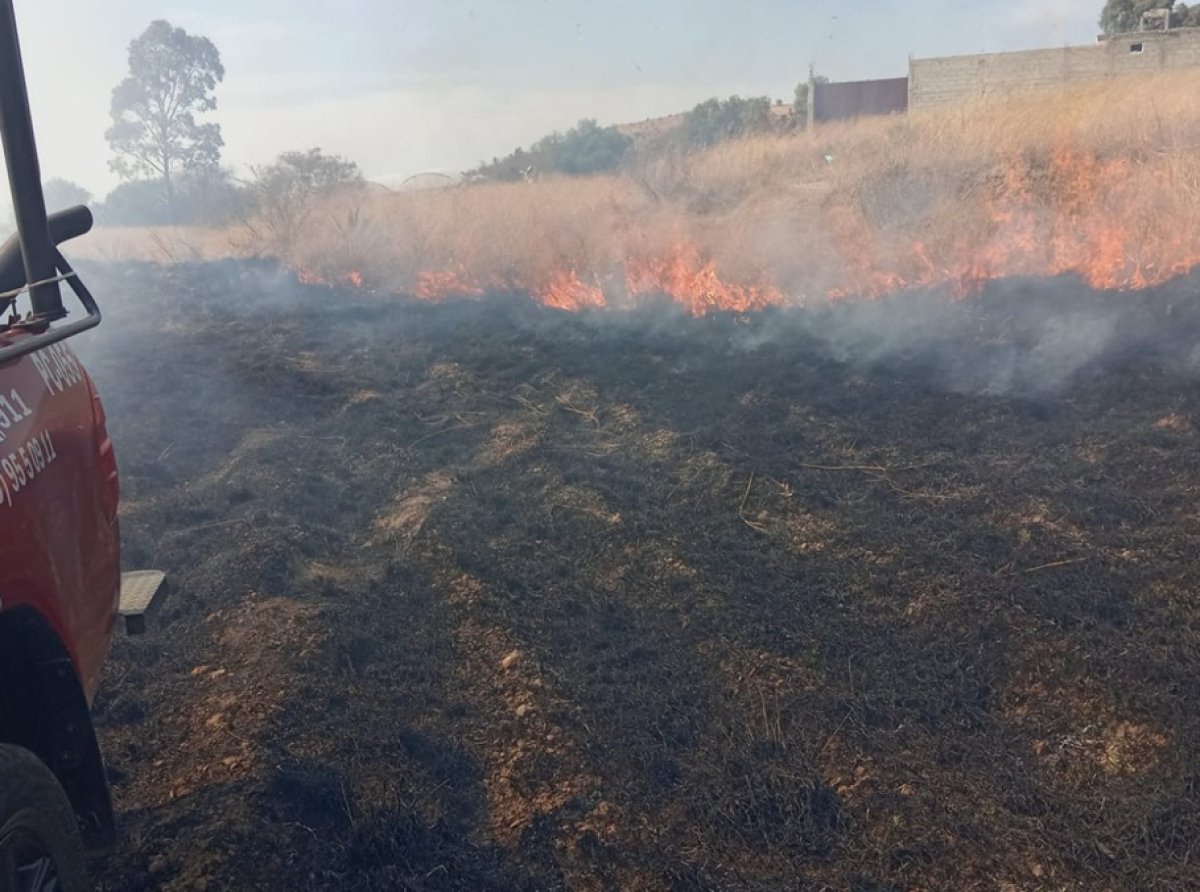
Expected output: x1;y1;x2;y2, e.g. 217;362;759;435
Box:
119;570;167;635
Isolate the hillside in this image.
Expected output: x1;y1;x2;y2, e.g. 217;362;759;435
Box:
75;71;1200;313
264;71;1199;312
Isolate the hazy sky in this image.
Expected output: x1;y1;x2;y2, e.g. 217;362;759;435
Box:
14;0;1101;196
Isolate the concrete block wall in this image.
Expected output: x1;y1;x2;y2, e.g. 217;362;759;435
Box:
910;27;1200;108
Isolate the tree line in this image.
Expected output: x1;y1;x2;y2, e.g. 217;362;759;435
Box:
41;19;823;208
30;3;1200;224
469;0;1199;183
469;83;820;183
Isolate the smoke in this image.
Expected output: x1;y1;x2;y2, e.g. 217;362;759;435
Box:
68;259;1200;413
787;279;1125;396
593;271;1200;398
68;260;349;491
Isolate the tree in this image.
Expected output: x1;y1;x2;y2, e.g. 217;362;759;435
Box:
249;149;363;248
105;20;224;219
1171;1;1200;24
683;96;773;148
469;120;633;181
1099;0;1174;34
532;120;633;175
94;180;171;226
793;75;830;121
95;169;248;227
185;166;250;225
41;178;91;213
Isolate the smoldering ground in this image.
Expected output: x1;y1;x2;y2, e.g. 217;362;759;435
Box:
73;258;1200;891
75;258;1200;404
762;271;1200;396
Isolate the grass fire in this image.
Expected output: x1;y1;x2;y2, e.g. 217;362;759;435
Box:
14;8;1200;890
81;73;1200;317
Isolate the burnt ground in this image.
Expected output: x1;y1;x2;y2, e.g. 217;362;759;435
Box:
74;260;1200;891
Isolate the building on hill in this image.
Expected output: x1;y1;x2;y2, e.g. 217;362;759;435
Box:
909;25;1200;108
613;22;1200;139
808;77;909;126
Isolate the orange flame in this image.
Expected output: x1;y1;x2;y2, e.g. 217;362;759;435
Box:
624;243;784;314
413;269;487;300
404;246;781;316
295;145;1200;310
296;268;365;289
539;268;606;311
830;146;1200;300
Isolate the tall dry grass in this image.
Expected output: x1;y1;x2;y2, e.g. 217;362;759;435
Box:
78;70;1200;301
73;226;245;264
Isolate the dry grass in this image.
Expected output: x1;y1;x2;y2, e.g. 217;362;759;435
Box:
73;226;245;264
80;71;1200;300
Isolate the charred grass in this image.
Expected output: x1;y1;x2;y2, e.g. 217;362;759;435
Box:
74;260;1200;890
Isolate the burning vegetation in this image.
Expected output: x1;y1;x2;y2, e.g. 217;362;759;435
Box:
68;67;1200;891
247;72;1200;316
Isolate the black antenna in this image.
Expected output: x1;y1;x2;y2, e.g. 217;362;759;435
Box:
0;0;65;321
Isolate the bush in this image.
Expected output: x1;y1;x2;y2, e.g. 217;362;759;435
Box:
95;170;247;226
683;96;774;148
95;180;168;225
42;179;92;213
472;119;633;181
248;149;363;249
532;120;633;175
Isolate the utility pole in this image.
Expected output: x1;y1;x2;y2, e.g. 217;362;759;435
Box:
806;63;816;133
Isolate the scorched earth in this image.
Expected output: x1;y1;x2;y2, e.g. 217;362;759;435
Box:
79;260;1200;891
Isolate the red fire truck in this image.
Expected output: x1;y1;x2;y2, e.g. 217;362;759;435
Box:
0;2;164;889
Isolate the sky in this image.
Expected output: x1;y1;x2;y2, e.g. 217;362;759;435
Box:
12;0;1103;197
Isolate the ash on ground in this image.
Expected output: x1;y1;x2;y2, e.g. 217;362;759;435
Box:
79;261;1200;891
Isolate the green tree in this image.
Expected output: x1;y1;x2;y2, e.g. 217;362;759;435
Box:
41;178;91;213
105;20;224;219
186;166;250;225
1172;1;1200;24
96;169;247;227
533;119;633;175
94;179;171;225
249;149;363;248
683;95;773;148
1099;0;1174;34
793;75;830;121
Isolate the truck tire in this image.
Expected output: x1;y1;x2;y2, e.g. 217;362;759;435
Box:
0;744;86;892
